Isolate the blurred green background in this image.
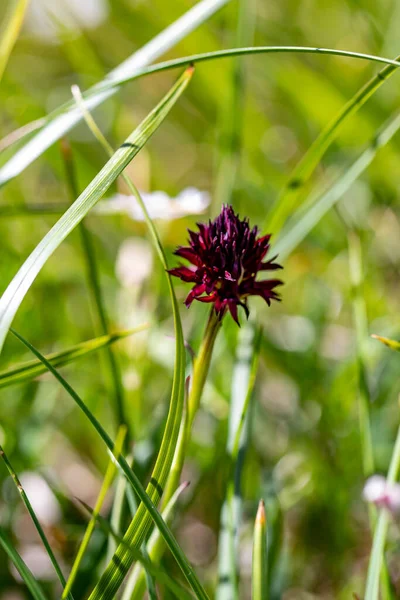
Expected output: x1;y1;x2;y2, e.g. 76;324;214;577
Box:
1;0;400;598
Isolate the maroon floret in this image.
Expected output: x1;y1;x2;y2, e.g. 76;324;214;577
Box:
169;205;283;324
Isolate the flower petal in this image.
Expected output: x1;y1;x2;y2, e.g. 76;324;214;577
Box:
168;266;197;282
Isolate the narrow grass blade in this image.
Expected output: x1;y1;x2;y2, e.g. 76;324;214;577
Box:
371;335;400;352
76;499;195;600
0;526;48;600
266;48;400;234
347;231;374;476
2;47;400;186
0;327;147;389
365;423;400;600
60;138;126;432
0;445;68;593
70;79;202;600
0;203;66;217
106;453;133;564
0;66;193;354
212;0;256;214
0;0;30;82
62;426;127;599
10;328;207;600
123;481;190;600
1;45;400;175
273;112;400;260
217;325;262;600
0;0;230;185
346;229;393;599
252;500;268;600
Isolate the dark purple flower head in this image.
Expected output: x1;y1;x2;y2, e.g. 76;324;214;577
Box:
168;205;283;324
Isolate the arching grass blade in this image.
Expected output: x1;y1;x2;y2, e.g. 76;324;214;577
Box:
0;0;230;185
0;327;148;389
0;526;48;600
0;445;69;594
10;327;208;600
0;66;193;354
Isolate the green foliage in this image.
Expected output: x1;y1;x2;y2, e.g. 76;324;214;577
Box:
2;1;400;599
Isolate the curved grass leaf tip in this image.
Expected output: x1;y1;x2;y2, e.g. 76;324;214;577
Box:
169;204;283;324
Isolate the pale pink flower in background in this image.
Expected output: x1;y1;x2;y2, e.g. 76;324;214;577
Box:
363;475;400;514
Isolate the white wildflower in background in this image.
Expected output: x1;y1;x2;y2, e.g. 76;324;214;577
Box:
96;187;211;221
25;0;108;42
116;238;153;288
363;475;400;514
19;472;61;525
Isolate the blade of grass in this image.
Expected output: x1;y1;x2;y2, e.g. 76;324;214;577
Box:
0;0;230;185
60;138;126;432
265;48;400;235
0;326;148;389
364;414;400;600
212;0;256;214
76;498;195;600
62;426;127;599
217;325;262;600
0;203;67;217
0;445;69;594
123;482;190;599
2;47;400;186
10;327;207;600
0;66;193;354
2;44;400;154
371;334;400;352
347;231;374;476
0;526;48;600
69;80;201;600
252;500;268;600
344;226;393;599
106;453;134;564
0;0;30;82
273;111;400;260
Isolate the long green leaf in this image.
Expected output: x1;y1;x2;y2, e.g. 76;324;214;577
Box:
1;46;400;176
0;526;48;600
371;334;400;352
61;138;126;432
347;231;374;475
123;481;190;600
0;0;230;185
365;337;400;598
0;66;193;354
266;49;400;234
0;0;30;82
76;498;195;600
0;445;68;593
0;327;147;389
364;426;400;600
217;325;261;600
346;229;392;599
62;426;127;599
273;112;400;260
252;500;268;600
70;77;201;600
10;327;207;600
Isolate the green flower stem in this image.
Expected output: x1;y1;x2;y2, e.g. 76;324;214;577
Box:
163;308;221;506
188;309;222;429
